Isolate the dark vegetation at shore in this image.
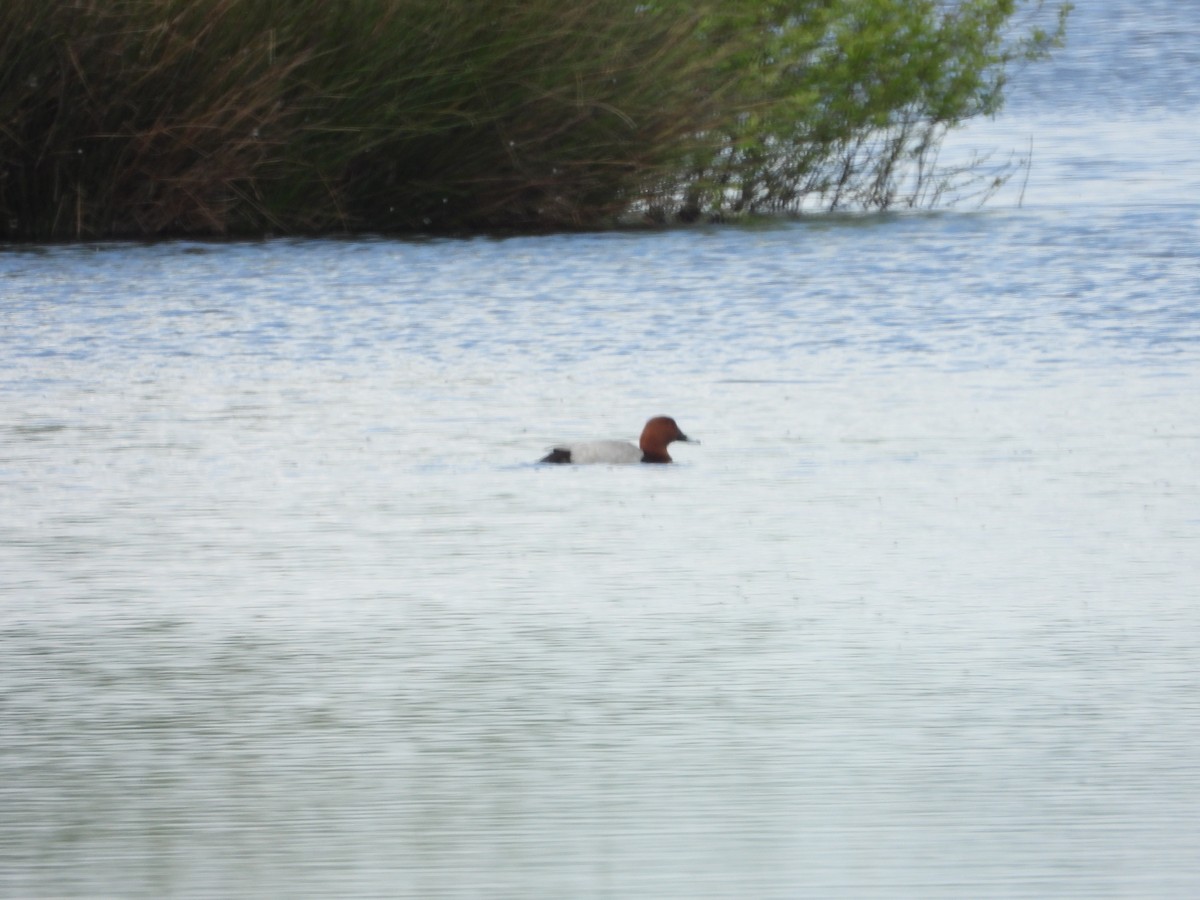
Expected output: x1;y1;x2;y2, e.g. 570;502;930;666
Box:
1;0;1069;240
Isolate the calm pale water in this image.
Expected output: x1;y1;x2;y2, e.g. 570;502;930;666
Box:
3;2;1199;897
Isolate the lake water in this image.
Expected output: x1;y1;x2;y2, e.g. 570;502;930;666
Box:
3;2;1199;897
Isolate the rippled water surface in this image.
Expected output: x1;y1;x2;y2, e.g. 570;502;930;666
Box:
3;2;1200;897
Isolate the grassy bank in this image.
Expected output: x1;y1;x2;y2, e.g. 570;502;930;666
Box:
0;0;1068;240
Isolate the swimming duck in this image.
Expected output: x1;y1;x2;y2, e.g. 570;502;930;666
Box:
540;416;695;464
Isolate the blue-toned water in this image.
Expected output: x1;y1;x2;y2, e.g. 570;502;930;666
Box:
2;3;1199;897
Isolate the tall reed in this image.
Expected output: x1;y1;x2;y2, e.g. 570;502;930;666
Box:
0;0;1068;239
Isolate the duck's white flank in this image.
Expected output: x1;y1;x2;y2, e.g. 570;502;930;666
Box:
553;439;644;465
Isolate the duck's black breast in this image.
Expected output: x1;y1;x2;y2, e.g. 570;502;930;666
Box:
541;448;573;464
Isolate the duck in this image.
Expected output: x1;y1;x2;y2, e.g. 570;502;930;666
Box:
540;416;696;465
